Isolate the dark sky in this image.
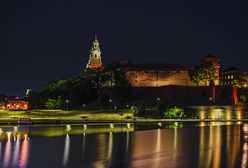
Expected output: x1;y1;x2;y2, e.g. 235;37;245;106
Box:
1;0;248;96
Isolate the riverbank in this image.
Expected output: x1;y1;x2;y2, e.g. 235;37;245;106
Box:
0;117;248;125
0;108;247;125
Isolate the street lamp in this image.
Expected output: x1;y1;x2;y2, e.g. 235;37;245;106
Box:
109;99;112;111
83;104;86;110
66;99;69;111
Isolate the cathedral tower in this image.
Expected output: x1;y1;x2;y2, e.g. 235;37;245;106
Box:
86;35;103;71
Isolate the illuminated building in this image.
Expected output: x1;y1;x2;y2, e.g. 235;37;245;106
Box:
123;54;220;87
124;63;194;87
220;67;248;86
85;35;103;71
6;100;28;110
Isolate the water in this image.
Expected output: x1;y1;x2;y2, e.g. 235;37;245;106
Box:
186;106;248;119
0;122;247;168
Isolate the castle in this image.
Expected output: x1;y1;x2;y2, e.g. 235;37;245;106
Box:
85;36;222;87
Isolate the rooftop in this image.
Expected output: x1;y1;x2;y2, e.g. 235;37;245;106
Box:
124;63;189;71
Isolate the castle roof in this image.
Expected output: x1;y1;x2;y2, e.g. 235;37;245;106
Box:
222;66;247;72
124;63;189;71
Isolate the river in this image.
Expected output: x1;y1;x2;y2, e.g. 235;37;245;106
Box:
0;121;247;168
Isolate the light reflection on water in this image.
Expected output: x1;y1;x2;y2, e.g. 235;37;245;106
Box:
189;106;248;119
0;122;247;168
62;134;70;167
0;133;29;168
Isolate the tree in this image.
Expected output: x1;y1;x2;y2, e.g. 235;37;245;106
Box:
27;91;43;109
0;94;7;108
201;62;216;86
189;66;204;86
68;78;97;107
189;62;216;86
45;96;63;109
112;68;132;102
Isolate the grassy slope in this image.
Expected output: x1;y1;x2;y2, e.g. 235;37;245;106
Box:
0;109;132;121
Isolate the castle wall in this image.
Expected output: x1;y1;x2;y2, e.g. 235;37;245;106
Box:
125;70;195;87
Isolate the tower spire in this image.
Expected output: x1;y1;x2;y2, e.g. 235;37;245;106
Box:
85;35;102;71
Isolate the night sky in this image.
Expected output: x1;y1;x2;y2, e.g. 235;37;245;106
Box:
1;0;248;96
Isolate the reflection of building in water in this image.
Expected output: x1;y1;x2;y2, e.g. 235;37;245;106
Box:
12;136;20;167
0;131;30;168
242;124;248;168
226;124;240;167
198;124;241;168
93;134;107;168
193;106;246;120
93;133;114;168
19;136;29;168
3;132;11;167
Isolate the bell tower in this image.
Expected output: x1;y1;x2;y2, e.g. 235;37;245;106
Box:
86;35;103;71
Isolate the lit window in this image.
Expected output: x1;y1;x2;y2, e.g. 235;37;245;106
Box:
228;76;230;79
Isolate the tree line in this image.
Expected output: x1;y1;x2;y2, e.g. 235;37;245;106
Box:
27;62;132;109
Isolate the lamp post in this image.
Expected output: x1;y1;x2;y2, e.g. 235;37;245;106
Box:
156;97;160;111
83;104;86;110
109;99;112;111
66;99;69;111
157;97;160;105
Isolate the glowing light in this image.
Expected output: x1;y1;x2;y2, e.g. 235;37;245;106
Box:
199;122;205;127
243;124;248;133
84;124;87;130
110;124;114;129
13;126;18;132
127;123;130;129
66;125;71;132
158;122;162;127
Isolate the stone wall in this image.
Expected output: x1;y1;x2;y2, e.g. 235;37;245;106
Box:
125;70;195;87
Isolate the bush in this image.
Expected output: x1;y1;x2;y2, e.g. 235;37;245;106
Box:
130;106;139;116
45;97;63;109
164;107;185;119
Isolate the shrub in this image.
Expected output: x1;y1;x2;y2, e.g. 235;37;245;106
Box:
164;107;185;119
130;106;139;116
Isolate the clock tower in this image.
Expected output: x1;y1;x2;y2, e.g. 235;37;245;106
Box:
86;35;103;71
